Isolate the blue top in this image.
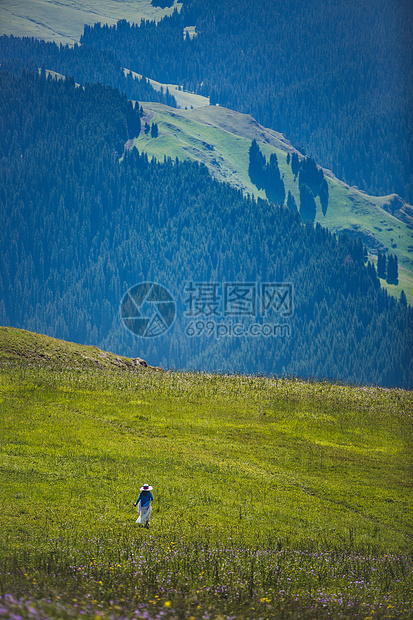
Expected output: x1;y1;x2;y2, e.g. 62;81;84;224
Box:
137;491;154;508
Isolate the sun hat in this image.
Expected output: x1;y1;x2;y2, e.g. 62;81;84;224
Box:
140;483;153;491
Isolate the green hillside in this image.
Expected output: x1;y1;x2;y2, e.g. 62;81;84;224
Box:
133;101;413;299
0;0;180;45
0;325;158;371
1;327;412;619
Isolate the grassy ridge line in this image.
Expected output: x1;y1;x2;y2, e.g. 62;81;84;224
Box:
125;68;210;110
134;102;413;292
1;326;412;618
0;326;158;372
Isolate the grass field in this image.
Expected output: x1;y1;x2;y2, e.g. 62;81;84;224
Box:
0;327;412;619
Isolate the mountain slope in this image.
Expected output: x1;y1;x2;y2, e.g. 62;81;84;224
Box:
1;0;411;203
133;101;413;281
81;0;413;203
2;69;412;388
0;0;180;45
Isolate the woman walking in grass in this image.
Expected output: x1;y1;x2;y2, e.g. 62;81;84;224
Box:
134;483;154;528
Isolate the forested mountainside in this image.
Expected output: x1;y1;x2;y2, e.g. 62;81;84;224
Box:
80;0;413;204
0;35;177;107
1;70;412;388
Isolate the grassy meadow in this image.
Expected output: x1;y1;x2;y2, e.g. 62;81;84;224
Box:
0;327;412;619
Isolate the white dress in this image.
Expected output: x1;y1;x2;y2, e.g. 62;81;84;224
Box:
136;500;152;525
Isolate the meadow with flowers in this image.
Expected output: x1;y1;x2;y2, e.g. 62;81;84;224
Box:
0;327;412;619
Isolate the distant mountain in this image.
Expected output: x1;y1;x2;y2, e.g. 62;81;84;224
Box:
0;35;178;107
81;0;413;204
1;0;411;205
131;101;413;283
1;69;412;388
0;0;178;45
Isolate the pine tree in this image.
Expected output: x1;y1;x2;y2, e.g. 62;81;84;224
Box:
377;251;386;279
265;152;285;205
291;152;301;177
386;254;398;284
151;122;159;138
319;178;329;215
287;190;297;211
299;183;316;222
248;139;266;189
